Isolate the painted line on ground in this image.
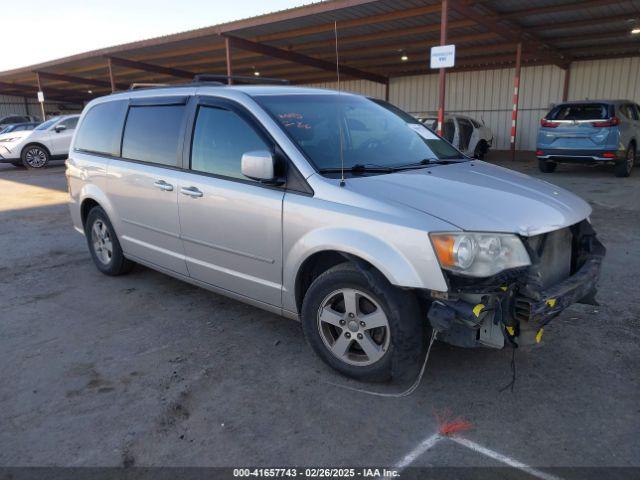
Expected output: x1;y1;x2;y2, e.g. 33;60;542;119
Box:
450;436;566;480
394;433;442;470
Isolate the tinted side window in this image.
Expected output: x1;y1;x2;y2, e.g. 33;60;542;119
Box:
191;106;270;180
58;117;79;130
75;101;127;156
121;105;185;166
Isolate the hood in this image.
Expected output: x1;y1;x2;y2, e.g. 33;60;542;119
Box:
0;130;32;143
347;161;591;237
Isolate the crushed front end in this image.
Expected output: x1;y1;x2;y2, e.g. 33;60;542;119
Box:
427;220;605;348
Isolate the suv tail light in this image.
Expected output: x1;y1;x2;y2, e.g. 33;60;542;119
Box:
591;117;620;128
540;119;559;128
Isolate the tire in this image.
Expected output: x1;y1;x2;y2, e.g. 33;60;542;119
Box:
538;159;557;173
614;145;634;177
84;206;134;276
21;144;50;169
301;263;426;382
473;141;488;160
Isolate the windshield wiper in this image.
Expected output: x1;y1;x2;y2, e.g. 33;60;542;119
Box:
391;157;464;170
318;163;395;174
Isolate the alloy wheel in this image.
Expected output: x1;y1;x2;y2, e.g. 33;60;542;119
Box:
24;147;47;168
91;219;113;265
317;288;391;366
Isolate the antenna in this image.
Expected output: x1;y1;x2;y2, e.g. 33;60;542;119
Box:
335;21;346;187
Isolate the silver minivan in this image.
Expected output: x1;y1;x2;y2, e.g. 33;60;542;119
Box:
67;83;604;382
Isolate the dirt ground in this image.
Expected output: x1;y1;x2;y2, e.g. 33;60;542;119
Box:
0;158;638;475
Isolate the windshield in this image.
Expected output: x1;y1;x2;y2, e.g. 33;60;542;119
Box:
35;117;60;131
255;94;463;174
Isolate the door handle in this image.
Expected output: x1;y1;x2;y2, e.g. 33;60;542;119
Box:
153;180;174;191
180;186;203;198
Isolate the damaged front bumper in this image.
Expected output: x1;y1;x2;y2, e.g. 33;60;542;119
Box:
427;220;605;348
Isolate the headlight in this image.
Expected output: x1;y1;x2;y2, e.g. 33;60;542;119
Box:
0;137;19;143
430;232;530;277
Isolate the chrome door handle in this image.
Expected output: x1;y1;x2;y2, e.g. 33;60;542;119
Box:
153;180;174;191
180;186;203;198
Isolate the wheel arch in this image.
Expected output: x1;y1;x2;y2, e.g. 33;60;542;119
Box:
76;184;121;237
286;228;443;314
21;142;51;158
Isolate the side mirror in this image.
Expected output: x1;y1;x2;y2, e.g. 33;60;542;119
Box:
241;150;276;182
54;124;67;133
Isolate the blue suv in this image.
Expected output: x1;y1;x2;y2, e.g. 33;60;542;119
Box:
536;100;639;177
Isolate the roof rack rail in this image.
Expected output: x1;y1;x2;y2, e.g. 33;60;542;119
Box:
129;83;172;90
192;74;290;85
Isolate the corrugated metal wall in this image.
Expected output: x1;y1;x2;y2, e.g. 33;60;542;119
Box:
568;57;640;103
304;57;640;151
304;79;386;99
0;94;30;118
389;64;565;150
0;94;83;121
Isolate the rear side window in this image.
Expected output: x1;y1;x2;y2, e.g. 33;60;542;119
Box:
191;106;270;180
122;105;185;166
547;103;611;120
75;101;127;156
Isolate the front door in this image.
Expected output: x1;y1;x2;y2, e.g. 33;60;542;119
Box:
176;101;284;307
49;117;78;155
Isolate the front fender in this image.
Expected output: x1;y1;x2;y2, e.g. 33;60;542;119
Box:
282;227;448;313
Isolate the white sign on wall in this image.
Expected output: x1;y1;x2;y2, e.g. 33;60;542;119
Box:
37;91;45;102
430;45;456;69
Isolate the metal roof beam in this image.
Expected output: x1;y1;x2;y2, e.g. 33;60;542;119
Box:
224;35;387;84
534;14;640;33
449;0;570;68
254;4;442;43
106;56;195;79
0;80;89;98
34;70;127;91
490;0;623;20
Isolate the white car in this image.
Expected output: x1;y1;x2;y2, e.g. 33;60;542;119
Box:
419;113;493;160
0;114;79;168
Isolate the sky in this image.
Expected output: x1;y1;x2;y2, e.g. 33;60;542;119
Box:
1;0;315;71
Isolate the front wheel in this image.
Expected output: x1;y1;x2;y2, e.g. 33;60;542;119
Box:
21;145;50;169
301;263;425;382
84;206;134;276
615;146;634;177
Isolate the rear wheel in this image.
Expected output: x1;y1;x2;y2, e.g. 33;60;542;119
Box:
21;144;49;169
615;145;634;177
85;206;134;276
301;263;425;382
538;159;557;173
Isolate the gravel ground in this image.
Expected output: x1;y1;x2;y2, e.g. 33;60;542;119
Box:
0;158;638;472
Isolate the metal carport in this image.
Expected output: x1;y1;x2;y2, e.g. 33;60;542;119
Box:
1;0;639;152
